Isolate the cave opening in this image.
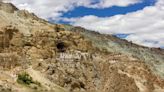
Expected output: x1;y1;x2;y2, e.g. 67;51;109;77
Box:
56;42;67;52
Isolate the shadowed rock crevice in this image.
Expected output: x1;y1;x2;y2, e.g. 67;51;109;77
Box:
56;42;67;52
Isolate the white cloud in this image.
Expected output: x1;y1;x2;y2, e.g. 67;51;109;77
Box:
63;0;164;48
3;0;93;19
2;0;141;19
89;0;142;8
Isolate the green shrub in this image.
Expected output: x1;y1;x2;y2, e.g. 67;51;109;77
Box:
17;72;33;85
17;72;41;86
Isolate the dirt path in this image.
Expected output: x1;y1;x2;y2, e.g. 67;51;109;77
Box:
27;67;68;92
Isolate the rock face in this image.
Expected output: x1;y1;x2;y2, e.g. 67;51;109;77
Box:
0;26;19;49
0;2;164;92
0;2;18;13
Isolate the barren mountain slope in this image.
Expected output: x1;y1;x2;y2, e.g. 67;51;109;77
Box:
0;2;164;92
66;26;164;78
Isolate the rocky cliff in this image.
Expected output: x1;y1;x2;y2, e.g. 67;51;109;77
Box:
0;2;164;92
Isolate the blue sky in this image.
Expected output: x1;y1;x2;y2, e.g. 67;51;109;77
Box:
62;0;156;18
5;0;164;48
58;0;159;31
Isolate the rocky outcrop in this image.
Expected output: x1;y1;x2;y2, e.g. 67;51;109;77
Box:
0;2;18;13
0;26;19;49
0;52;21;70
